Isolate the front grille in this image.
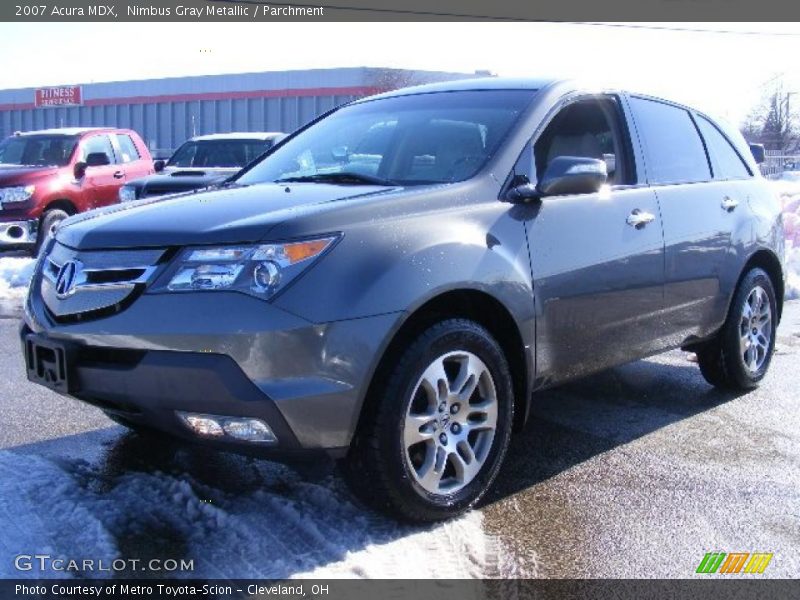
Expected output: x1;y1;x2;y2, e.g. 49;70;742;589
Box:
40;242;165;320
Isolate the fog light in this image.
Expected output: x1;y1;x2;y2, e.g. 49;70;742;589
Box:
222;418;277;443
176;412;277;444
178;413;224;437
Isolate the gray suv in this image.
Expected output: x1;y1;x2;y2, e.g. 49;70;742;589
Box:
21;79;784;521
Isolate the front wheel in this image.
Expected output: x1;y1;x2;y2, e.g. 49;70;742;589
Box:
344;319;514;522
35;209;69;254
696;267;778;391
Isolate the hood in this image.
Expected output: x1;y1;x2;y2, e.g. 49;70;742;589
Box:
130;168;233;195
0;164;59;184
56;182;398;250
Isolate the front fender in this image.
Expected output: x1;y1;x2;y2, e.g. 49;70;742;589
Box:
274;199;534;326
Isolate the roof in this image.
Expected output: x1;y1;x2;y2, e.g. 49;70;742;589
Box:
360;77;558;102
15;127;116;136
190;132;285;142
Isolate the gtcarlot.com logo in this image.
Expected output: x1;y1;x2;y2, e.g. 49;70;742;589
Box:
696;552;773;574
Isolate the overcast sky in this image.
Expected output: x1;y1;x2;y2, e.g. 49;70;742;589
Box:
1;22;799;125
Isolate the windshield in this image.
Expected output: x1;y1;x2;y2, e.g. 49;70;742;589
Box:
0;135;78;167
236;90;535;186
168;139;273;169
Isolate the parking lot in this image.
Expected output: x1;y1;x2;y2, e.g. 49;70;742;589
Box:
1;292;797;578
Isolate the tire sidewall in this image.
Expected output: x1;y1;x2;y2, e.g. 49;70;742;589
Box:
37;209;69;254
380;321;514;517
723;268;778;388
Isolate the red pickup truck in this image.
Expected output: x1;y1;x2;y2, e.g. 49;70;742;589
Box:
0;127;153;251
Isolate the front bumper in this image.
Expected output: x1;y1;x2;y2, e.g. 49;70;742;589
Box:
0;219;37;246
24;288;401;456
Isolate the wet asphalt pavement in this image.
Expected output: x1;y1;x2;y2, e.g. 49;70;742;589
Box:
0;302;798;578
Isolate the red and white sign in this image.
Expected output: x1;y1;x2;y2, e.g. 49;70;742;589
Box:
34;86;83;108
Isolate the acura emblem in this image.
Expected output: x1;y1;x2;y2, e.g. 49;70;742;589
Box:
55;260;81;298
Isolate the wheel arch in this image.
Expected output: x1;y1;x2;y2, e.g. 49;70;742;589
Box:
42;199;78;217
354;288;531;445
739;248;784;322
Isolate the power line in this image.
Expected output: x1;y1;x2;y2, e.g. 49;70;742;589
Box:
568;23;800;36
208;2;800;34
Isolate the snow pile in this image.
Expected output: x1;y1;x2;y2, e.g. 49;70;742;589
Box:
778;186;800;300
785;242;800;300
0;257;35;300
0;446;510;579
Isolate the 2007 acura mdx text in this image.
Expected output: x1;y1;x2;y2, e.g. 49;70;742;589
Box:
21;79;784;521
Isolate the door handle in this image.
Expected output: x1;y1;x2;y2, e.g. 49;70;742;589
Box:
626;209;655;228
113;171;124;179
721;196;739;211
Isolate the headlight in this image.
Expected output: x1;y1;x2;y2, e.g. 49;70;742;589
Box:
119;185;137;202
159;235;339;299
0;185;35;204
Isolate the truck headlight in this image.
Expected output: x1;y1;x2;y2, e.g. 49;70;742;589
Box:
0;185;35;204
159;235;339;299
119;185;137;202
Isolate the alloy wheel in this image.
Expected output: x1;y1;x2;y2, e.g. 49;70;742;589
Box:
402;351;498;496
739;285;772;373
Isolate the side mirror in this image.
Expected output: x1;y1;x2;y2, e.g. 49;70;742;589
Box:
153;159;165;172
73;161;87;179
537;156;607;197
749;143;765;165
506;182;540;203
85;152;111;167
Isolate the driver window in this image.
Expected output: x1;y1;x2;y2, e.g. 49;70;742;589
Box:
80;135;116;164
533;97;632;186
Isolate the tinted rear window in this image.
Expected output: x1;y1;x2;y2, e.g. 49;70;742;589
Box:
630;97;711;185
695;115;751;180
169;140;271;168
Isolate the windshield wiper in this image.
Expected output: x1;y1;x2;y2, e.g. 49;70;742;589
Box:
275;172;397;186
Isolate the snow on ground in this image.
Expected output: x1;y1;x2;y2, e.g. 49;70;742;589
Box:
0;439;513;579
0;256;35;300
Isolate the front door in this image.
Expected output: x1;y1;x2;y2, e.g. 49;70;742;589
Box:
519;95;666;384
79;133;123;208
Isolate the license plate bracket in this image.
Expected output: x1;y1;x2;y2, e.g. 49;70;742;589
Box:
24;334;74;393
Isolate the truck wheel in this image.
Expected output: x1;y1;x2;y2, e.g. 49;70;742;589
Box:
36;209;69;254
344;319;514;522
696;268;778;391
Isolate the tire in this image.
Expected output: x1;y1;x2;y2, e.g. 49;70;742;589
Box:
696;268;778;391
344;319;514;522
36;209;69;254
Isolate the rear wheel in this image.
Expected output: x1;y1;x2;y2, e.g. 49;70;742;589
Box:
696;268;777;391
36;209;69;254
344;319;514;522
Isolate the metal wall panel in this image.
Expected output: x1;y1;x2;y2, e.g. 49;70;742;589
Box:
0;68;476;153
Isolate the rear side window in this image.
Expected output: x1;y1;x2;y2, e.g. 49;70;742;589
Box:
115;134;141;163
629;97;710;185
695;116;751;180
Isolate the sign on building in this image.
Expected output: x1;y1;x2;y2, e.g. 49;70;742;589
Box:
34;86;83;108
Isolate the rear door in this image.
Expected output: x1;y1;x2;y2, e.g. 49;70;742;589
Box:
79;133;123;209
521;94;666;383
628;96;734;341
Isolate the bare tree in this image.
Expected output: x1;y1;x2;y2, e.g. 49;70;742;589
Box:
742;79;798;153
